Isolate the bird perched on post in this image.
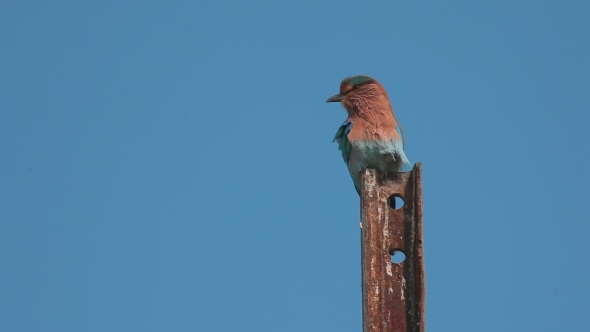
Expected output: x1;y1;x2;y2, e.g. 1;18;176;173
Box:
326;75;410;194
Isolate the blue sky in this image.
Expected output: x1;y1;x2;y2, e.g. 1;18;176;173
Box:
1;1;589;331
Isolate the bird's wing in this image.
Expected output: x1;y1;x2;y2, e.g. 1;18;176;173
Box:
393;123;412;171
333;120;353;165
395;124;405;149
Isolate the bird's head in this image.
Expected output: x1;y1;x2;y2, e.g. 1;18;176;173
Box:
326;75;390;115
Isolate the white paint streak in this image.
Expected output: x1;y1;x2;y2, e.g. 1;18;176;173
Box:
382;203;389;238
386;260;393;276
365;170;377;198
401;277;406;300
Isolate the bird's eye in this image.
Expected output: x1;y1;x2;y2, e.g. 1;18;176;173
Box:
354;85;360;89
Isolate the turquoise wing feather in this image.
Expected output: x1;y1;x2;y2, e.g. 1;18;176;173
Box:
333;121;361;193
395;124;405;149
333;120;353;165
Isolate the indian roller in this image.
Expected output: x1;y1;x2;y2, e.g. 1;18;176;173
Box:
326;75;411;195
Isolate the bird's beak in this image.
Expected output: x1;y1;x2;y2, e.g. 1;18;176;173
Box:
326;93;344;103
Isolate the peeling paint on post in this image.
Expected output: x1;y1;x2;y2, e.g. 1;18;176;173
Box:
360;163;425;332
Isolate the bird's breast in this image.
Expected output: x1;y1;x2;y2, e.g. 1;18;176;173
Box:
346;114;400;142
349;140;406;172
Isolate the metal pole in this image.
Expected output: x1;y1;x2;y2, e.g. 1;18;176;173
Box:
360;163;425;332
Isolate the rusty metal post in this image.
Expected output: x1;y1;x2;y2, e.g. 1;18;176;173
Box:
360;163;425;332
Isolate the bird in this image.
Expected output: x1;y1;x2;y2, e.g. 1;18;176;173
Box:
326;75;410;195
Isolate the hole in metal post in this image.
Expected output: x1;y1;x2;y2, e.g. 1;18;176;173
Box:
390;250;406;264
388;195;404;210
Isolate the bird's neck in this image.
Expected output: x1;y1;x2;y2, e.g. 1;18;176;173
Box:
345;97;394;121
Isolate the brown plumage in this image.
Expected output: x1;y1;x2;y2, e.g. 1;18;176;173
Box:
331;76;402;143
326;75;410;193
